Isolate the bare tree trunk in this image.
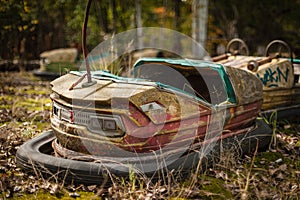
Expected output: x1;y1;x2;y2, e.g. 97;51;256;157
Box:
173;0;182;54
174;0;181;30
110;0;117;33
136;0;143;49
192;0;208;58
98;0;109;33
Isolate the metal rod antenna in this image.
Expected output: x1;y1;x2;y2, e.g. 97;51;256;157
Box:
69;0;96;90
83;0;92;83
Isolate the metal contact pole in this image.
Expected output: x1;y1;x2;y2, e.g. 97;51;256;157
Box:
82;0;96;87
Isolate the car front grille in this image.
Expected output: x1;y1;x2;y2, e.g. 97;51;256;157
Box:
52;101;125;137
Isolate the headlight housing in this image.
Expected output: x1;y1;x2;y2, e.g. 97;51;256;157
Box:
52;101;125;137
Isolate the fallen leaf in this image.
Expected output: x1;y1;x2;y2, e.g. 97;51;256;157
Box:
69;192;80;197
279;164;287;171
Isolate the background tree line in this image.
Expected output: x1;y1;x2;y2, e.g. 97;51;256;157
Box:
1;0;300;61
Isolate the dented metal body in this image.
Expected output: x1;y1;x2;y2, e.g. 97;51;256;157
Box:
216;56;300;111
50;58;263;158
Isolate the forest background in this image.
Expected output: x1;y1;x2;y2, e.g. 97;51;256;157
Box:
1;0;300;61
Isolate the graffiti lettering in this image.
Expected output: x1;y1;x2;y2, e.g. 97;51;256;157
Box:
257;66;289;87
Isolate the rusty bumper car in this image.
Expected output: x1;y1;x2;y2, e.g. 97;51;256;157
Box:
33;48;79;80
214;39;300;120
16;58;272;184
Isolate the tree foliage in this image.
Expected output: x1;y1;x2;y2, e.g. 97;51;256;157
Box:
209;0;300;55
1;0;300;60
0;0;38;59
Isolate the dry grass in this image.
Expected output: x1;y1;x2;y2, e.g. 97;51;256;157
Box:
0;72;300;199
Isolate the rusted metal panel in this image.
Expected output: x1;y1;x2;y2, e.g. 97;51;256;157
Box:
225;101;262;130
51;73;154;101
218;55;261;69
225;65;263;105
217;55;297;111
256;59;294;90
262;86;300;110
220;56;294;90
129;88;206;124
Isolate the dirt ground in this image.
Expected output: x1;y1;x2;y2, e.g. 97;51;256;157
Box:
0;71;300;199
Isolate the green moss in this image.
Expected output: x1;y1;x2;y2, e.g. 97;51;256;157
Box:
43;62;77;73
296;140;300;147
0;104;12;109
0;122;6;126
197;176;233;199
0;95;13;102
254;152;283;167
255;151;299;167
34;121;51;131
0;95;13;109
23;88;49;95
14;97;51;111
12;190;101;200
253;151;300;181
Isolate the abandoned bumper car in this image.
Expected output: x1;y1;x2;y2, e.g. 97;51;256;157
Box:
33;48;79;80
214;39;300;120
16;57;272;184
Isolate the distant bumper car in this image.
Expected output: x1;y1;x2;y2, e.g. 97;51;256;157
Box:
33;48;79;80
213;39;300;120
